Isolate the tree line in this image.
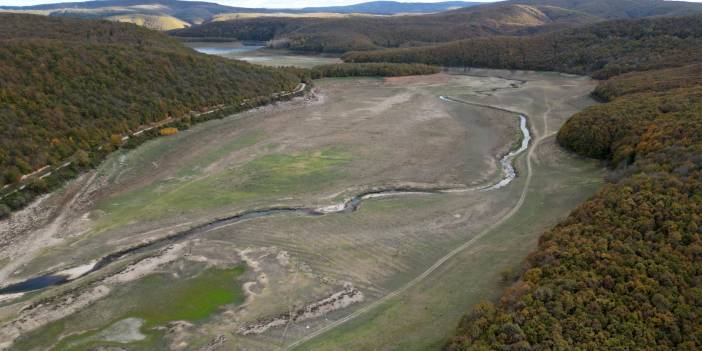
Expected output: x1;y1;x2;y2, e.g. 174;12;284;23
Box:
290;62;439;80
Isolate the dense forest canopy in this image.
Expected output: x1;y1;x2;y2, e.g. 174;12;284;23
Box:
290;62;440;80
0;14;300;188
443;13;702;351
170;4;599;53
342;14;702;79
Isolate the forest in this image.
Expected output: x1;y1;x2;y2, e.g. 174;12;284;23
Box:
342;14;702;79
0;14;301;212
306;62;440;79
170;4;598;53
445;19;702;351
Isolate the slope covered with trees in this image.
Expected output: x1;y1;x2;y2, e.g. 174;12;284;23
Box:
444;15;702;351
343;14;702;79
0;14;300;210
171;4;599;53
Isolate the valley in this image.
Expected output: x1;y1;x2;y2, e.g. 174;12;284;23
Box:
2;1;699;349
0;71;602;350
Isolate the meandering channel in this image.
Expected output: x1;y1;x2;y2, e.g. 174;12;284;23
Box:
0;96;532;298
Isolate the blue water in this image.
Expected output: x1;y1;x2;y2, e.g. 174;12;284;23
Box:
0;274;68;294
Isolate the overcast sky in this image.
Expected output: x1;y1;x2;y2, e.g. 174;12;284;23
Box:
1;0;701;8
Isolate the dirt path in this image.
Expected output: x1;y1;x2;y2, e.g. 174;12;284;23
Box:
284;96;547;350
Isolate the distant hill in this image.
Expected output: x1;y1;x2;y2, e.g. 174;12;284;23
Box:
298;1;479;14
6;0;700;31
0;0;479;30
0;14;299;195
172;0;702;53
507;0;702;19
171;3;599;53
0;0;272;27
343;14;702;78
106;13;191;30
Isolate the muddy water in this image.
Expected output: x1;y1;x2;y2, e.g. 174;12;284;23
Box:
482;115;530;190
0;95;532;295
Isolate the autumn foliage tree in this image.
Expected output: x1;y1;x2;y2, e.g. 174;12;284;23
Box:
445;16;702;351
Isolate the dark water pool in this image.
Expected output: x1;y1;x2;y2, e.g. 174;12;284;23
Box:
0;274;68;294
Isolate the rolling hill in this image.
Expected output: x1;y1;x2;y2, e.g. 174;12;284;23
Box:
171;0;702;53
297;1;480;14
106;13;191;30
171;3;600;53
343;14;702;78
0;14;300;209
507;0;702;19
0;0;479;30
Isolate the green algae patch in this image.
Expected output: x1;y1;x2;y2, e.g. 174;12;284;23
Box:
15;265;246;351
130;265;246;326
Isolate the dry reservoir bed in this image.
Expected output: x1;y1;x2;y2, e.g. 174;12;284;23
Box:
0;71;604;350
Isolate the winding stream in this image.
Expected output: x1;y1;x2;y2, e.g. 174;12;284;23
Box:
0;96;532;296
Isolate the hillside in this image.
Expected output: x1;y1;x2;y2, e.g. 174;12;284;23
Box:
106;14;191;30
171;4;599;53
426;13;702;351
449;63;702;351
0;14;300;208
0;13;186;50
343;14;702;78
508;0;702;19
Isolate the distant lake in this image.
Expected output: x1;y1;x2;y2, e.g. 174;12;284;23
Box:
183;41;343;68
185;41;264;56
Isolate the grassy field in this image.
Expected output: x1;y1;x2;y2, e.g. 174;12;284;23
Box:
94;146;351;232
107;14;190;30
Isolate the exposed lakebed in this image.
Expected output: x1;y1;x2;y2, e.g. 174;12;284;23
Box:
0;104;531;295
1;73;603;351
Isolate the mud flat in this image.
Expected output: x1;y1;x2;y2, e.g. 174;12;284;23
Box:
185;42;343;68
0;71;604;350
